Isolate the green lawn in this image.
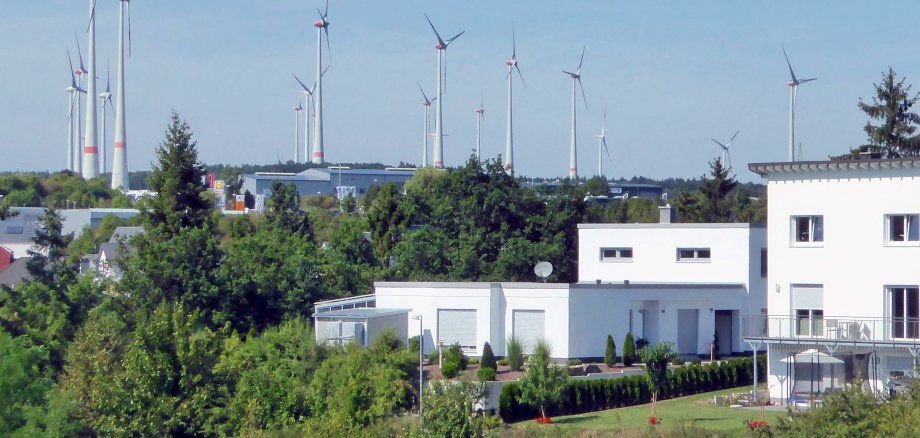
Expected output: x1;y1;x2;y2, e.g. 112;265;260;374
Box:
509;387;784;436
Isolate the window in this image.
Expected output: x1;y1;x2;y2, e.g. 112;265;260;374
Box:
796;309;824;336
677;248;711;262
600;247;633;261
760;248;768;278
793;215;824;244
886;214;920;244
890;287;920;339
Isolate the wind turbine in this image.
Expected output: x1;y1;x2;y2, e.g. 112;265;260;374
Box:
111;0;132;190
98;62;113;174
475;95;484;161
782;44;816;162
293;102;303;162
81;0;100;179
417;82;436;167
74;34;87;173
562;46;588;180
596;109;610;178
504;24;525;174
66;49;86;172
710;130;739;171
311;0;331;164
293;73;317;164
425;14;464;168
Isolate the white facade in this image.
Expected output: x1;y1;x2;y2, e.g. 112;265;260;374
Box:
746;159;920;403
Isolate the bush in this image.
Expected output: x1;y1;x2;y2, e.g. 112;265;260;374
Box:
622;332;636;367
691;357;702;365
498;355;764;423
408;336;420;355
481;342;497;370
468;358;480;365
497;358;509;367
441;343;468;375
477;366;496;381
604;334;617;367
441;361;460;379
635;337;650;351
672;357;685;365
506;336;524;371
566;358;582;366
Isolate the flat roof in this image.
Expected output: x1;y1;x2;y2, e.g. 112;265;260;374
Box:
572;282;746;290
578;223;762;229
375;281;569;289
749;157;920;177
313;308;410;319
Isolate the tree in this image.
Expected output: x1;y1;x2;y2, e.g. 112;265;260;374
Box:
604;334;617;367
0;203;14;220
366;183;408;264
264;181;313;238
698;158;738;223
638;341;678;421
145;112;211;234
857;67;920;157
421;378;490;437
622;332;636;367
481;341;497;371
26;208;76;288
517;340;567;419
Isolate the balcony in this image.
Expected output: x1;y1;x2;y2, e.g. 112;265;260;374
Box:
743;315;920;347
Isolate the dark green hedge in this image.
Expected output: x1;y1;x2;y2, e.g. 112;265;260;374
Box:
499;355;766;423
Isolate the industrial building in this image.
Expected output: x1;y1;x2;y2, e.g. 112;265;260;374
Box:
240;167;416;198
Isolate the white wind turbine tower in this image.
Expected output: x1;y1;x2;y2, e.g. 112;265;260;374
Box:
293;73;320;164
293;101;303;162
710;130;739;172
782;44;816;162
425;14;464;168
82;0;100;179
111;0;132;190
474;95;484;161
74;35;88;173
311;0;331;164
596;109;610;178
417;83;436;166
98;63;113;174
66;49;86;172
562;46;588;180
504;25;525;175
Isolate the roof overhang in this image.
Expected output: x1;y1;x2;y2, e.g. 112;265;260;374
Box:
749;158;920;177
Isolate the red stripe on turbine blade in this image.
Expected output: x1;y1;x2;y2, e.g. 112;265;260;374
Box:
84;146;99;153
114;141;126;149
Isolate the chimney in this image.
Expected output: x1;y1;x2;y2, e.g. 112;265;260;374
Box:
659;204;676;224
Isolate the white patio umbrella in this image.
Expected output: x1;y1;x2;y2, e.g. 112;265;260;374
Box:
782;349;844;399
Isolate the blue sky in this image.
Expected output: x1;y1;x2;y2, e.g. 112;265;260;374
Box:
3;1;920;182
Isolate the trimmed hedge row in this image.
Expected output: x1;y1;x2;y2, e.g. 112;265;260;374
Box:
499;355;766;423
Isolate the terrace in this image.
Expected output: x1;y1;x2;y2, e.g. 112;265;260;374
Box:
743;315;920;349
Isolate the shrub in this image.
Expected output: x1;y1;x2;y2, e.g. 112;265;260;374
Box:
441;361;460;379
408;336;420;355
506;336;524;371
622;332;636;367
691;357;702;365
441;342;468;374
497;358;509;367
477;366;496;381
481;342;497;370
604;334;617;367
566;358;582;366
672;357;685;365
468;358;480;365
635;337;650;350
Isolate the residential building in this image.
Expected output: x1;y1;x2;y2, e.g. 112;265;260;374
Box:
744;158;920;403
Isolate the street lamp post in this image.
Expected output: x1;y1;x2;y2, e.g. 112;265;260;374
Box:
411;314;424;417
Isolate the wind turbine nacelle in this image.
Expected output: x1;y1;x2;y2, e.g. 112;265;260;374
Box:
786;80;797;87
434;43;444;50
505;59;515;66
313;20;327;28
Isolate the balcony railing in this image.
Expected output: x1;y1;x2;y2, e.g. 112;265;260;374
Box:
743;315;920;345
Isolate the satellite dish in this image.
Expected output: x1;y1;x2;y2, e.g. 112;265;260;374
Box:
534;261;553;283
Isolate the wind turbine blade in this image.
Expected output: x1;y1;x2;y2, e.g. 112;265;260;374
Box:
323;0;329;18
711;138;727;149
515;65;526;88
324;27;332;65
417;82;431;104
424;14;446;47
292;73;311;92
561;70;577;77
799;77;817;83
446;30;465;44
511;23;517;58
127;0;132;56
74;34;86;73
108;99;115;115
603;139;610;157
601;108;607;136
322;65;330;77
106;59;111;92
781;44;797;83
729;130;739;144
577;45;585;72
578;77;588;109
67;49;77;85
87;0;97;33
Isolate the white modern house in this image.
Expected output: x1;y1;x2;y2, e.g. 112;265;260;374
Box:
315;206;767;361
744;158;920;403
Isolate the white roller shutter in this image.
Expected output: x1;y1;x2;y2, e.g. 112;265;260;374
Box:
438;310;477;350
792;285;824;309
316;321;341;342
513;310;545;353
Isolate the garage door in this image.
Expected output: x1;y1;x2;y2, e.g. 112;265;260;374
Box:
438;309;477;351
513;310;546;353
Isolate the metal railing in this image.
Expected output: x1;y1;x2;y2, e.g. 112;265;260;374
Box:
743;315;920;345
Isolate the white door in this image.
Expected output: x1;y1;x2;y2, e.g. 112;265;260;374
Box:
513;310;546;353
677;309;699;357
438;309;477;351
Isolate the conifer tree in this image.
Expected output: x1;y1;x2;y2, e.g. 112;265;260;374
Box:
604;334;617;367
857;67;920;157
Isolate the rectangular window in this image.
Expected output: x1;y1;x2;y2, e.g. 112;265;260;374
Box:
795;309;824;337
677;248;711;262
890;287;920;339
760;248;768;278
600;247;633;261
887;214;920;243
793;215;824;244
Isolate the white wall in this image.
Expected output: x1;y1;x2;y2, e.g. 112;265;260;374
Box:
501;284;570;358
